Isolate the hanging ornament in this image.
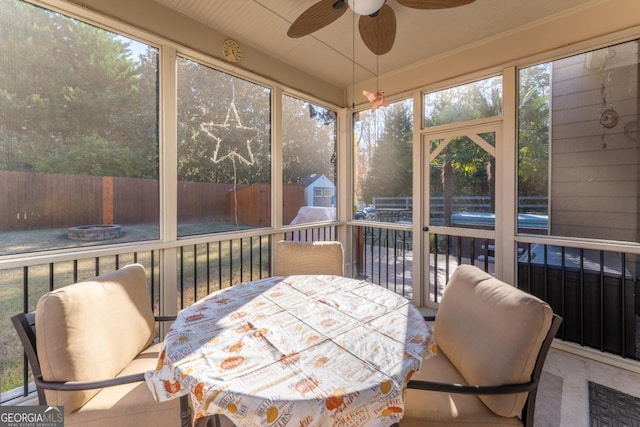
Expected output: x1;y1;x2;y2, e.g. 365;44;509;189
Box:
201;97;259;165
200;84;261;228
599;108;619;129
599;70;619;129
598;49;619;148
362;54;388;112
362;89;388;111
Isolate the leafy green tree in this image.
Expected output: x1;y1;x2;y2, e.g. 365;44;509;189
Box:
0;0;158;178
430;137;492;224
518;64;550;198
360;101;413;203
176;57;271;184
35;134;144;177
176;60;338;188
1;0;334;187
425;77;501;224
282;97;336;185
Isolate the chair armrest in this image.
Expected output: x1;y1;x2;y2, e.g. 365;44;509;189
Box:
406;378;538;395
423;315;436;322
37;372;192;427
155;315;177;322
34;372;146;392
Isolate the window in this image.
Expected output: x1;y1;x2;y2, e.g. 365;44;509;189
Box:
423;76;502;127
428;131;497;228
282;95;337;224
517;41;640;359
354;99;413;223
0;0;160;254
176;57;271;235
423;76;502;228
518;39;640;241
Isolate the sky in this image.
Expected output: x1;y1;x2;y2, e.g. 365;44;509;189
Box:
114;34;155;62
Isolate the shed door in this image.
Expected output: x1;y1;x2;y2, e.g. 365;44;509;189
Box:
314;187;333;207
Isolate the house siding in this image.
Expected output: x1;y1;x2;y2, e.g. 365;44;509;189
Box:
550;48;640;242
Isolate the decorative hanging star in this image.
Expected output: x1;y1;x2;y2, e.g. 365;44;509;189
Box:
201;100;260;165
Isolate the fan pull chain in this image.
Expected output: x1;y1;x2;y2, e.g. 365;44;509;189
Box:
352;7;356;110
376;54;379;93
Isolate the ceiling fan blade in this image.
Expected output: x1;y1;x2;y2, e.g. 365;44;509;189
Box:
395;0;475;9
358;4;396;55
288;0;348;38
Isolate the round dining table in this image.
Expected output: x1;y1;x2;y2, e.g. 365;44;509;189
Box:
145;275;434;427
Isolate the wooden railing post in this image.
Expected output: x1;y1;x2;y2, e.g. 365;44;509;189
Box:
102;176;114;224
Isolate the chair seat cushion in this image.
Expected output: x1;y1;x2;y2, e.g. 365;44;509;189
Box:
401;351;523;426
36;264;156;413
432;265;552;417
65;343;181;427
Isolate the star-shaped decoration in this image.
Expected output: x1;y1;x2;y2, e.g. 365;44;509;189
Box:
201;100;260;165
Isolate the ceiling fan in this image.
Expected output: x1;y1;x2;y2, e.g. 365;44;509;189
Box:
288;0;476;55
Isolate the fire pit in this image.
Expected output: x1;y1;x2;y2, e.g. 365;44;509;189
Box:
68;224;122;241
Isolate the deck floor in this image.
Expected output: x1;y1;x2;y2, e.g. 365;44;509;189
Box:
358;247;493;302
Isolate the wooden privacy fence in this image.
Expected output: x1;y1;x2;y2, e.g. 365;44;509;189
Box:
1;171;105;231
0;171;306;231
231;183;305;227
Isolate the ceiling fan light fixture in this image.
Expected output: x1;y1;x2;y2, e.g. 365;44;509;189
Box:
347;0;385;16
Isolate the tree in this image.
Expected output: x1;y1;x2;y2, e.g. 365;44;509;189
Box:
176;57;271;184
282;97;336;185
0;0;158;177
518;64;550;198
1;0;337;187
430;136;491;225
360;101;413;203
425;77;501;224
35;134;144;177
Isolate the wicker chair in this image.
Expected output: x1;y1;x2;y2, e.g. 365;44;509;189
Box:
11;264;191;427
273;240;344;276
401;265;562;427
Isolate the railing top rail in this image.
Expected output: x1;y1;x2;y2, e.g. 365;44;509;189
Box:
0;223;345;270
350;221;414;231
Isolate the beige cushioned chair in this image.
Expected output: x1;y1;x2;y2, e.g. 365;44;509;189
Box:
273;240;344;276
12;264;190;427
401;265;561;427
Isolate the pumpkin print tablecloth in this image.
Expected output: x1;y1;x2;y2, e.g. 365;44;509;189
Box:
145;275;434;427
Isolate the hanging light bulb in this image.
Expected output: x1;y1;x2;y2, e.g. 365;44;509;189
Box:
347;0;385;16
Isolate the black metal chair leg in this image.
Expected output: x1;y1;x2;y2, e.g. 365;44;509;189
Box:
194;413;220;427
206;415;221;427
179;395;191;427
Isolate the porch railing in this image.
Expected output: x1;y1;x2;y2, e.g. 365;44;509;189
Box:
5;224;637;403
5;223;404;403
428;232;496;304
426;231;639;362
517;242;639;361
1;249;161;403
352;224;413;299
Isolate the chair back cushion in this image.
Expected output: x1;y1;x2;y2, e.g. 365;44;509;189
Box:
36;264;155;413
273;240;344;276
433;265;552;418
